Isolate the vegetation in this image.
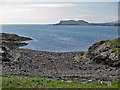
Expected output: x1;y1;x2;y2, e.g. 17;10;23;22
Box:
109;38;120;51
56;20;119;26
57;20;90;25
2;77;119;88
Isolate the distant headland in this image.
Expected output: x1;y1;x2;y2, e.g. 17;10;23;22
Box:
55;20;90;25
55;20;120;26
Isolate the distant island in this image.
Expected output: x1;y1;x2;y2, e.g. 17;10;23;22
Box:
55;20;90;25
55;20;120;26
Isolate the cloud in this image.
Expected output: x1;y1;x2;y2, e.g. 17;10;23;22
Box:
0;0;119;3
0;2;118;24
5;8;31;12
27;3;77;7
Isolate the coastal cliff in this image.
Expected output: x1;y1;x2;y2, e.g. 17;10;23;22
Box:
87;38;119;67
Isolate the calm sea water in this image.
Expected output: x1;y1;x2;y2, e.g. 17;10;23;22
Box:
1;25;118;52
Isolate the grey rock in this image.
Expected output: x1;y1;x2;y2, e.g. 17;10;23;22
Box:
87;40;119;67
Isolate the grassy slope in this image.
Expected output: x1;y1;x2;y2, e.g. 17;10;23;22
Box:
109;38;120;51
2;77;119;88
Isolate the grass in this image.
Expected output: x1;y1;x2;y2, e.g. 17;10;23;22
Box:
109;38;120;51
2;77;119;88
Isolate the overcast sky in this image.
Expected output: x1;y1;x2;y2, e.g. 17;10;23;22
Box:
0;1;118;24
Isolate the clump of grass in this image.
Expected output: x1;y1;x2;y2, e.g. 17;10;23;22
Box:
2;77;119;88
109;38;120;51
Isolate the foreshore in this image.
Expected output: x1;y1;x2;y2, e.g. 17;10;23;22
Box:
1;33;119;82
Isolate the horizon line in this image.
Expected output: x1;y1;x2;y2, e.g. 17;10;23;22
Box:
0;19;119;25
0;23;51;25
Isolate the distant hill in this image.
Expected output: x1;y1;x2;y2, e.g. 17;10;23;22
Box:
55;20;120;26
90;20;120;26
56;20;90;25
104;21;120;26
106;21;120;24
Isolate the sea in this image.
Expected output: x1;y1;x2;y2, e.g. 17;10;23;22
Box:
1;25;118;52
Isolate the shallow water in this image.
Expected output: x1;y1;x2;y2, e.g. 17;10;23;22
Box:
1;25;118;52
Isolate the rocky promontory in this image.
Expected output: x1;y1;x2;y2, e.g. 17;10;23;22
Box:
1;33;32;62
88;39;119;67
1;33;119;82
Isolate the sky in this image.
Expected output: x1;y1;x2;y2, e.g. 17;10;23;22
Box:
0;0;119;24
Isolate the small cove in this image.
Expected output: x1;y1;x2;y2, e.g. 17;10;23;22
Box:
2;25;118;52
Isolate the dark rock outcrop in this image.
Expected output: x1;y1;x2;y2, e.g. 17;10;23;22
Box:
1;33;32;62
87;40;119;67
1;33;32;41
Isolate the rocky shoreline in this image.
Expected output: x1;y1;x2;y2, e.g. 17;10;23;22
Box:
1;33;119;82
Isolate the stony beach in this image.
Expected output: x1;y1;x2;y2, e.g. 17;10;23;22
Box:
1;33;119;82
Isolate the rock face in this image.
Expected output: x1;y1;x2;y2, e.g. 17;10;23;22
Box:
1;33;32;62
87;40;119;67
1;33;32;41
